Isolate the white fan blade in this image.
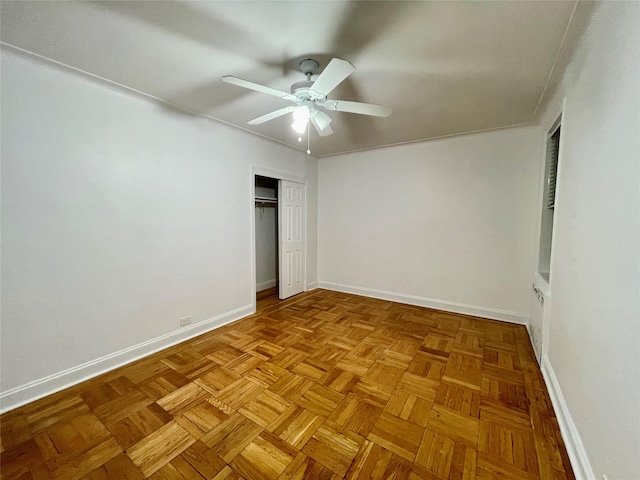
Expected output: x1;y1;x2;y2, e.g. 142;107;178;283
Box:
222;76;296;101
309;58;355;97
310;116;334;137
324;99;391;117
312;110;332;130
248;106;297;125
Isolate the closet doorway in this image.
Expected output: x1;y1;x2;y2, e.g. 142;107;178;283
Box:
255;175;279;302
252;170;306;308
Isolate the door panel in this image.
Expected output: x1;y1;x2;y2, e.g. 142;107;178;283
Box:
279;181;305;299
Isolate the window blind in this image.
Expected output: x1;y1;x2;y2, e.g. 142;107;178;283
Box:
547;126;560;209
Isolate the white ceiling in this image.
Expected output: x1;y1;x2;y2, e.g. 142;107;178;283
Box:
1;1;578;157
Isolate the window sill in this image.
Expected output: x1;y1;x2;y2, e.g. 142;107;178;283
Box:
534;272;551;297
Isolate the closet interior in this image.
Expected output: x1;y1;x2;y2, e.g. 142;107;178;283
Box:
255;175;278;301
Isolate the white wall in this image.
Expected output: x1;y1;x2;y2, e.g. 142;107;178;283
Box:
318;126;541;322
535;3;640;478
0;50;317;410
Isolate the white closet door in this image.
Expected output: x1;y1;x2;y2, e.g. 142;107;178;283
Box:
278;180;305;299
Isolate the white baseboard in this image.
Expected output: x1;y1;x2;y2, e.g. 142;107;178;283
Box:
0;304;253;414
256;279;277;291
525;323;541;365
306;281;318;291
317;281;528;325
541;356;595;480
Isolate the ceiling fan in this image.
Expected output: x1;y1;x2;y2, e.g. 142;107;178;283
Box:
222;58;392;138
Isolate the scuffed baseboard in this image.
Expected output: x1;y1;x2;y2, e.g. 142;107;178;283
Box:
317;281;529;324
541;356;595;480
0;304;253;414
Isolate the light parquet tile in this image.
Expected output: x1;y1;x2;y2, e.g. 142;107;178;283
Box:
245;362;288;386
318;367;360;394
179;441;227;479
178;398;231;438
427;404;479;448
108;403;174;449
384;390;433;427
230;430;298;480
279;452;338;479
328;394;383;436
269;348;309;371
195;366;243;395
214;378;265;410
224;353;265;376
434;382;481;418
367;412;424;462
239;390;291;428
268;372;314;403
296;384;345;417
149;455;206;480
302;421;365;477
345;440;412;480
93;389;154;427
201;413;263;463
156;382;210;416
126;421;195;477
415;429;456;476
139;370;192;402
0;289;574;479
362;359;406;389
267;404;324;449
86;452;146;479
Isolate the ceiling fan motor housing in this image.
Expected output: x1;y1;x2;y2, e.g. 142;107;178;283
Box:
290;81;328;111
290;80;315;99
291;80;315;98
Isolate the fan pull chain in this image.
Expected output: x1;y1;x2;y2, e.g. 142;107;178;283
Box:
307;121;311;155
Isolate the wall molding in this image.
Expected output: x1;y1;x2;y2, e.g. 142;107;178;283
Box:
0;304;253;414
306;281;319;290
256;279;276;291
541;356;595;480
0;43;308;157
317;281;529;324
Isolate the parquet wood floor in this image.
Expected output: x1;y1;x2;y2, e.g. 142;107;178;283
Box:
0;290;574;479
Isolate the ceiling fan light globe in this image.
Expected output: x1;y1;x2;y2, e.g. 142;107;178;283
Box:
292;106;310;122
291;106;310;133
292;120;307;134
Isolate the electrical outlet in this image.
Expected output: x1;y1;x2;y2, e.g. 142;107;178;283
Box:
180;316;192;326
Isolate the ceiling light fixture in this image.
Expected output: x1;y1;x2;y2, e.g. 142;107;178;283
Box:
291;105;310;134
223;57;391;143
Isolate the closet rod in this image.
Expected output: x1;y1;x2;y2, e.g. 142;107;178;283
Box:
255;195;277;203
255;201;277;208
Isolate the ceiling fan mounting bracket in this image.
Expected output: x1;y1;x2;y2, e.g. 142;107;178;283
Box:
299;58;319;77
